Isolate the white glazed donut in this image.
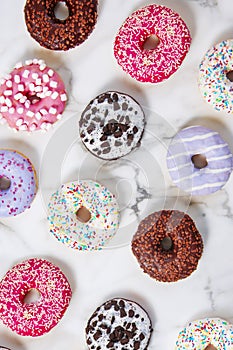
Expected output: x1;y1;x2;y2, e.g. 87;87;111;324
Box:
199;39;233;114
176;318;233;349
167;125;233;195
48;180;120;251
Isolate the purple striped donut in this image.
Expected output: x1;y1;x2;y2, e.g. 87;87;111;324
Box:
0;149;37;217
167;126;233;195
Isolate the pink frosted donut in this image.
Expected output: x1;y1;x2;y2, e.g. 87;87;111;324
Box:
114;4;192;83
0;59;67;131
0;258;72;337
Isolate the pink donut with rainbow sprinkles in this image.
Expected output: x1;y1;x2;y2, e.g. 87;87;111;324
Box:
114;4;192;83
0;59;67;131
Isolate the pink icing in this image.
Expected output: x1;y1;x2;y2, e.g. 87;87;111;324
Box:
0;59;67;131
114;5;192;83
0;258;72;337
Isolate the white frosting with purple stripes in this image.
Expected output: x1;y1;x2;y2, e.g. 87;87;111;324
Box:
167;125;233;195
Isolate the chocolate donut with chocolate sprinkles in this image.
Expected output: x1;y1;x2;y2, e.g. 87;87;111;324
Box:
85;298;153;349
24;0;98;51
79;91;145;160
132;210;203;282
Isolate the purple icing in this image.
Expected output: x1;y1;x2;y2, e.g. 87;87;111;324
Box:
167;126;233;195
0;150;37;217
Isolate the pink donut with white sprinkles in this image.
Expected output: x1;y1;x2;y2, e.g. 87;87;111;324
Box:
0;258;72;337
114;4;192;83
0;59;67;131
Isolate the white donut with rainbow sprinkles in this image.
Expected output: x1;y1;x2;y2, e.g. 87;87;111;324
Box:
176;318;233;349
0;59;67;131
199;39;233;114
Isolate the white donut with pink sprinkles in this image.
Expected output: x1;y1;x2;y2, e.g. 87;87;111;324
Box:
0;59;67;131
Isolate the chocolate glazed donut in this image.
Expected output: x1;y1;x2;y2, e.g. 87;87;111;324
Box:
24;0;98;51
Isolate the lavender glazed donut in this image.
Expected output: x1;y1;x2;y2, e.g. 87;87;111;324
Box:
167;126;233;195
114;4;191;83
0;150;37;217
0;258;72;337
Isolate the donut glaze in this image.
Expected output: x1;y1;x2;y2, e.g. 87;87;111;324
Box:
176;318;233;349
0;59;67;131
24;0;98;51
79;91;145;160
132;210;203;282
86;298;153;349
48;180;120;251
0;150;37;217
167;125;233;196
0;258;72;337
114;4;191;83
199;39;233;114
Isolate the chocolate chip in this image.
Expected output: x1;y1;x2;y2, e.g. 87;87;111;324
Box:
134;341;140;349
122;102;128;110
112;93;118;102
93;330;102;340
139;333;145;340
133;126;138;134
98;95;106;103
103;147;110;154
120;308;127;318
100;134;107;141
129;310;134;317
113;102;120;111
127;134;134;140
101;142;110;148
114;130;123;138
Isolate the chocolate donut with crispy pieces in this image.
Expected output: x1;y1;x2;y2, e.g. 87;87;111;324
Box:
24;0;98;51
132;210;203;282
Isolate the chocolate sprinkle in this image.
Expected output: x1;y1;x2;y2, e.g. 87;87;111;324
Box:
24;0;98;51
132;210;203;282
85;298;153;349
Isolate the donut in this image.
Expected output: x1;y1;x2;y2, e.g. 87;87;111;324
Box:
0;59;67;131
79;91;145;160
131;210;203;282
24;0;98;51
199;39;233;114
0;258;72;337
167;125;233;196
0;149;37;217
85;298;153;349
114;4;191;83
176;318;233;349
48;180;120;250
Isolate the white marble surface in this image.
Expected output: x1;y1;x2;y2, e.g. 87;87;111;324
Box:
0;0;233;349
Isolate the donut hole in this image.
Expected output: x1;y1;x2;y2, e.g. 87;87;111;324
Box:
226;70;233;82
204;345;217;350
54;1;69;21
26;93;41;105
0;176;11;191
76;206;91;223
23;289;41;305
161;237;173;251
143;34;160;51
191;154;208;169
